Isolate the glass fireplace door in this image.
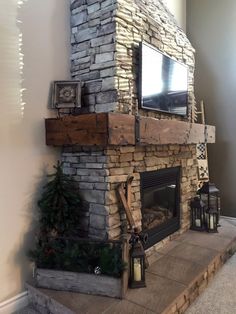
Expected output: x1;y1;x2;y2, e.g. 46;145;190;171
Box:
141;167;180;248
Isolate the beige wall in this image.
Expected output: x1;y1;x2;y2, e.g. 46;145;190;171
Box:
0;0;70;303
187;0;236;217
164;0;186;31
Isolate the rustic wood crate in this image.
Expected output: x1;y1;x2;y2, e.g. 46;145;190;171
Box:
35;239;129;299
35;268;123;298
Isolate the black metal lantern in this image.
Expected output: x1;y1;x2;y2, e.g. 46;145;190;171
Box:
205;208;218;233
198;182;220;226
129;237;146;289
190;197;206;231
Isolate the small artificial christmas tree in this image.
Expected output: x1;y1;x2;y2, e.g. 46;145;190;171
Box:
38;161;81;237
29;161;125;277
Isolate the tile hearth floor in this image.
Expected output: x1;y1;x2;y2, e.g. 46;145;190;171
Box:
25;218;236;314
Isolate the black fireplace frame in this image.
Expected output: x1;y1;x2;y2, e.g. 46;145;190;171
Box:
140;166;181;249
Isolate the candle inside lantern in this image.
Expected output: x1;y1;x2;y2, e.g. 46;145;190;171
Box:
195;218;201;227
133;258;142;281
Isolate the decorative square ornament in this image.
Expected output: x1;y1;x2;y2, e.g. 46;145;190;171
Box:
51;81;81;109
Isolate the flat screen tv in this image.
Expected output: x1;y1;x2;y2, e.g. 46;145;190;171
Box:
139;42;188;116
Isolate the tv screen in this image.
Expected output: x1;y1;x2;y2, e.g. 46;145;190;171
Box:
139;42;188;116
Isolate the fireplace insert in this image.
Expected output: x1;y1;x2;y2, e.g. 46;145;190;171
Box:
140;167;180;249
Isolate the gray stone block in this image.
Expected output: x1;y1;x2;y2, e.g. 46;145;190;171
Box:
89;227;107;239
90;60;116;70
100;43;115;53
97;22;116;37
74;27;97;43
94;182;110;190
85;163;104;169
95;52;114;63
100;67;116;78
90;203;109;215
71;50;87;60
80;175;105;183
96;156;107;163
81;189;105;204
71;11;87;27
78;71;100;81
95;102;117;113
101;77;116;91
84;81;102;93
80;156;97;163
91;34;114;47
79;182;94;189
90;213;107;229
83;94;96;106
101;0;115;9
96;90;117;104
71;0;86;10
87;2;100;14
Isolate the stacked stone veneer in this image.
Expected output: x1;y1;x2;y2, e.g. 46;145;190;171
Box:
62;145;198;240
67;0;199;243
71;0;196;120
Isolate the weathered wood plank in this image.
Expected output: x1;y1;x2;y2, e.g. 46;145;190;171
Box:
36;269;123;299
138;117;215;145
45;113;108;146
108;113;135;145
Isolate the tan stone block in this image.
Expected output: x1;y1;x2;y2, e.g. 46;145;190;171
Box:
187;159;194;166
108;227;121;240
134;166;146;172
178;300;189;314
120;162;130;167
109;204;120;214
176;295;186;310
109;155;119;163
134;192;141;201
107;175;128;183
120;146;135;153
146;166;158;172
198;279;208;294
109;167;133;175
105;190;118;205
108;213;121;228
134;152;145;161
120;153;133;162
106;149;119;155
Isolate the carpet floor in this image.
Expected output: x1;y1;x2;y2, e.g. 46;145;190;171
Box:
187;219;236;314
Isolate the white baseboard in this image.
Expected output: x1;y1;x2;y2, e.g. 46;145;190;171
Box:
0;291;28;314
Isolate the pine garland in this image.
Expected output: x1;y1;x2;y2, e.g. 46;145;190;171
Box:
30;238;125;278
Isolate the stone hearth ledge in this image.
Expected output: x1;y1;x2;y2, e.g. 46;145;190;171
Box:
45;113;215;146
26;218;236;314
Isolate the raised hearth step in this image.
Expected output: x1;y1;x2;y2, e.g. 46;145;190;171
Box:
26;218;236;314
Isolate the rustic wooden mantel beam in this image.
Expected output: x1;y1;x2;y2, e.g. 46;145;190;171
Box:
45;113;215;146
138;117;215;145
45;113;135;146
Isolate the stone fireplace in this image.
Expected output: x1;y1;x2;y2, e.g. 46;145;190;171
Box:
45;0;215;252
